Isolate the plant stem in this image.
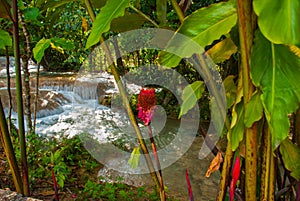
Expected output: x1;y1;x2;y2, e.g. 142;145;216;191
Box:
0;98;23;194
148;125;166;200
12;0;30;196
19;11;32;134
129;5;159;28
83;1;163;199
5;46;12;133
33;64;41;132
216;138;233;201
236;0;257;200
170;0;185;23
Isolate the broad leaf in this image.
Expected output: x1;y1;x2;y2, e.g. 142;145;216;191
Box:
251;32;300;149
280;139;300;180
244;91;263;128
253;0;300;45
33;38;51;63
179;81;205;118
128;147;141;169
230;101;244;151
85;0;130;49
110;13;147;32
156;0;167;25
158;2;237;67
50;37;75;51
206;37;237;64
0;29;12;49
223;75;237;109
23;7;39;21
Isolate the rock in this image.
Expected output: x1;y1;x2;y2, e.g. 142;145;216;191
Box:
0;189;42;201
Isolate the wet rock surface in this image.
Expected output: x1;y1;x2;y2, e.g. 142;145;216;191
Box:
0;189;42;201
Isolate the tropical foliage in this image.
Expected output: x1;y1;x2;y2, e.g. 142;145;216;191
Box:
0;0;299;200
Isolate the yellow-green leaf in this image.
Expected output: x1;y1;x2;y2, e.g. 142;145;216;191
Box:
280;139;300;180
244;91;263;128
128;147;141;169
85;0;130;49
179;81;205;118
206;37;237;64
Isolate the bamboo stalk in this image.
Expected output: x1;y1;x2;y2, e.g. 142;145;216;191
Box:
33;64;41;132
5;46;13;133
83;1;163;199
12;0;30;196
236;0;257;200
0;98;23;193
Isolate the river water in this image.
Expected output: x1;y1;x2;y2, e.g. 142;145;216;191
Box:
0;71;220;200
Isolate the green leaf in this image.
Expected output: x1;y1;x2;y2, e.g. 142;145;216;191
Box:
110;13;147;32
128;147;141;169
229;101;244;151
156;0;167;26
223;75;237;109
253;0;300;45
251;31;300;150
206;37;237;64
50;37;75;51
280;139;300;180
33;38;51;63
23;7;39;21
0;29;12;49
244;91;263;128
85;0;130;49
158;2;237;67
179;81;205;118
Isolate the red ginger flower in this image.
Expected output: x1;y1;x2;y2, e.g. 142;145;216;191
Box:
137;88;157;125
230;155;241;201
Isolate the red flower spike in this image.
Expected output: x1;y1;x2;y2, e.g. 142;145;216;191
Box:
229;156;241;201
137;88;157;125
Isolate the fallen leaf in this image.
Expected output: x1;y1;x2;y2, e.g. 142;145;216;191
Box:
205;151;223;177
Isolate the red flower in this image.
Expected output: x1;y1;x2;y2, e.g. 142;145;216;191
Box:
137;88;157;125
230;156;241;201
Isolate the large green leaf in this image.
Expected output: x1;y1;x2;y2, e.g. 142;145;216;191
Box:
280;139;300;180
244;91;263;128
110;13;147;32
85;0;130;49
156;0;167;26
253;0;300;46
229;101;244;151
179;81;205;118
206;37;237;64
158;2;237;67
33;38;51;63
0;29;12;49
251;32;300;149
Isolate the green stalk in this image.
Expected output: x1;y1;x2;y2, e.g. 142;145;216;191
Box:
83;1;162;198
236;0;257;200
12;0;30;196
260;123;275;200
170;0;185;22
216;139;233;201
0;98;23;193
129;5;159;28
